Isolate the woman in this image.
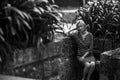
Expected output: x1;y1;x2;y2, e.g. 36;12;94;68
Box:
69;20;95;80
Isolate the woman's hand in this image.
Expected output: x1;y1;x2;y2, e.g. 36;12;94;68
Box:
66;32;70;36
79;56;85;61
83;51;89;58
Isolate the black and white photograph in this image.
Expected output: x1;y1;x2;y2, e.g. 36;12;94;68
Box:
0;0;120;80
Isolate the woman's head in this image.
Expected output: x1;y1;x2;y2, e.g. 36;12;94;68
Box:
76;20;87;33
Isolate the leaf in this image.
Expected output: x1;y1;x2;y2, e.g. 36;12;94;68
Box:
51;4;59;9
29;9;42;17
35;0;49;4
22;19;31;30
21;28;29;47
51;0;55;4
98;24;102;29
53;27;63;30
0;34;5;41
33;7;42;14
37;7;45;13
53;24;63;30
0;45;9;59
17;16;31;30
28;15;34;28
14;16;21;31
68;28;77;33
11;26;16;35
46;5;53;11
5;6;25;19
0;28;4;35
7;16;16;35
22;12;31;21
113;17;119;22
7;16;12;24
45;12;60;22
20;0;34;9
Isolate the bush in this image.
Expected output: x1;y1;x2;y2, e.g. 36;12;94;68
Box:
76;0;120;41
0;0;64;70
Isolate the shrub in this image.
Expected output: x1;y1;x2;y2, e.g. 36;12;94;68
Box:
0;0;63;69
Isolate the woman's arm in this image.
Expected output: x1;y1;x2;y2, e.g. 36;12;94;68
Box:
88;33;93;53
82;51;89;58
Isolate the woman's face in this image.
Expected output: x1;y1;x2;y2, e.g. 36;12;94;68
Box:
77;22;86;32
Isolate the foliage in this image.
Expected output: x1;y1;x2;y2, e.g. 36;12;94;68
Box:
75;0;120;42
0;0;63;70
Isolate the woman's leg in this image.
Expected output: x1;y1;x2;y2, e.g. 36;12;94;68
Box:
81;62;91;80
86;61;95;80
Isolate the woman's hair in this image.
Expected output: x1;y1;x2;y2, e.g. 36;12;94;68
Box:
76;20;90;29
76;20;86;28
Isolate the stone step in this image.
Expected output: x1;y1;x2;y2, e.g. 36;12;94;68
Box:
0;75;37;80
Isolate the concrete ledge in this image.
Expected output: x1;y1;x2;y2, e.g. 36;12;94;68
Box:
0;75;36;80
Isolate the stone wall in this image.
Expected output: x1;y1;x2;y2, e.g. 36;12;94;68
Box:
3;37;83;80
3;35;119;80
100;48;120;80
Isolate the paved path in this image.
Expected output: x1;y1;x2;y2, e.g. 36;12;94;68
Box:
0;75;37;80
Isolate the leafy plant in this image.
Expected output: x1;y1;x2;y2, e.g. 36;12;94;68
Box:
76;0;120;43
0;0;63;71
